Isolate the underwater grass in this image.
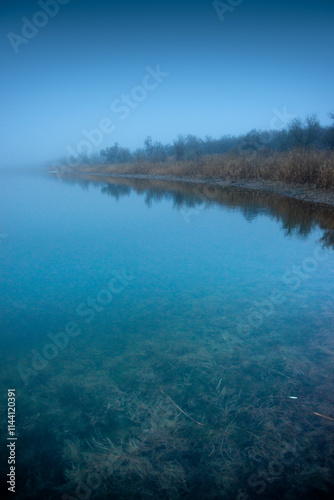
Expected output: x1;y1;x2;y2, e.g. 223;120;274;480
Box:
2;178;334;499
6;311;334;499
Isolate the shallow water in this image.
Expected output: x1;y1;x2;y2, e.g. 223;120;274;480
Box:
1;172;334;499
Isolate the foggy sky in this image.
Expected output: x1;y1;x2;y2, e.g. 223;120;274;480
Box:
0;0;333;168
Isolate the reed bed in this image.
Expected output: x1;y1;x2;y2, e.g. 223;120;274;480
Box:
76;149;334;189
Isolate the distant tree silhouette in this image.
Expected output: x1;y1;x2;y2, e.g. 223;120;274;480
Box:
288;114;321;149
173;135;186;161
100;143;132;163
95;112;334;166
144;136;167;162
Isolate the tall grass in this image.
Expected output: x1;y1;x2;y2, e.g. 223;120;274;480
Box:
75;149;334;189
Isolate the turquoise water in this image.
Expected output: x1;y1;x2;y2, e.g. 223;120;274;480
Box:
1;172;334;499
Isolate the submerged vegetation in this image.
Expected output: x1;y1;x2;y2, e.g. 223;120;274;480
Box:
2;177;333;498
2;302;334;499
55;113;334;189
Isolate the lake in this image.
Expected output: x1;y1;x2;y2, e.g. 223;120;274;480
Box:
1;171;334;499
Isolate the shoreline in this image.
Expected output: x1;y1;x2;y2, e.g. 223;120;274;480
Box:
49;170;334;208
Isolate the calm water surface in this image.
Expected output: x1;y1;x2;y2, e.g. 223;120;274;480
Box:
1;172;334;499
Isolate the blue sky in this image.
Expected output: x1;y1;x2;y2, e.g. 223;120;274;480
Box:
0;0;333;168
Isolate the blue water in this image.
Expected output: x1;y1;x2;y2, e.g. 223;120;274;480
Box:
1;172;334;499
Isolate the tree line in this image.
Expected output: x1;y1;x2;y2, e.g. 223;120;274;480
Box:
89;112;334;165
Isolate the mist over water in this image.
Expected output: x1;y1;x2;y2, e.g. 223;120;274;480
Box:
1;0;334;168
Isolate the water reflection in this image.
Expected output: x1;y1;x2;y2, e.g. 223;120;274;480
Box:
50;173;334;247
2;172;334;499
